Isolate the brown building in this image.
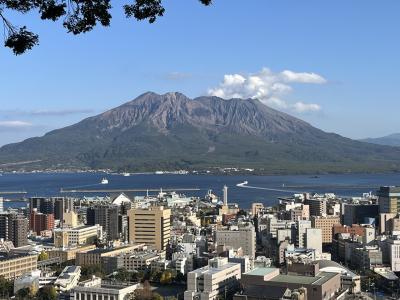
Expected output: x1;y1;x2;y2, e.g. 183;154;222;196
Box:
0;253;38;280
127;206;171;251
0;213;28;247
332;224;365;237
30;209;54;235
241;267;341;300
311;216;341;244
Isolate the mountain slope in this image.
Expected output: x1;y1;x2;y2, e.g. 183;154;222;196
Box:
361;133;400;147
1;92;400;173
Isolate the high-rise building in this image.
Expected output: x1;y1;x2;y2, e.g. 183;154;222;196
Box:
128;206;171;251
8;213;29;247
378;186;400;214
29;197;54;214
0;197;3;213
343;203;379;226
296;220;312;248
0;212;28;247
304;198;327;216
30;209;55;235
86;204;119;240
311;216;341;244
215;225;256;257
53;197;74;221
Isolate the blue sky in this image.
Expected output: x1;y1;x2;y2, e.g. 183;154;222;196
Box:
1;0;400;145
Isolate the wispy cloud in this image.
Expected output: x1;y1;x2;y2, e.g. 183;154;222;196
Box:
208;67;326;113
0;108;95;117
0;120;32;129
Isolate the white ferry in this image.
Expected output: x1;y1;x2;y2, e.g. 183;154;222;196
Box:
100;178;109;184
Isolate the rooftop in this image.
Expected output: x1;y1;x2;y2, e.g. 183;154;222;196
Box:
268;272;338;286
245;268;279;276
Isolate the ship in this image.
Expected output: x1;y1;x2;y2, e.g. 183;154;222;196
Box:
100;178;109;184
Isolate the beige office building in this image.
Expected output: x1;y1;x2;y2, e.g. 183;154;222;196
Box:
128;206;171;251
76;244;144;266
54;225;101;248
0;254;38;280
311;216;341;243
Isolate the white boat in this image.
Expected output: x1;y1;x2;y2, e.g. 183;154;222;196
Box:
101;178;109;185
236;181;248;187
122;172;130;177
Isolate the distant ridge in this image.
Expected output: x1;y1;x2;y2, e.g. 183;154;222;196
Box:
1;91;400;174
361;133;400;147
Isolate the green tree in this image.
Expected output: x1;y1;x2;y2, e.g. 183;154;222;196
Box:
36;286;57;300
38;251;49;261
0;276;13;298
115;268;131;282
0;0;212;55
80;264;105;281
152;292;163;300
16;287;35;300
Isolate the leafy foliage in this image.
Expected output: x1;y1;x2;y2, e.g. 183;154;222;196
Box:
0;0;213;54
134;281;163;300
36;286;57;300
80;264;105;281
0;276;13;298
38;250;49;261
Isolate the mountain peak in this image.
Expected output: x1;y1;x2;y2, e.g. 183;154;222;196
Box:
1;92;400;173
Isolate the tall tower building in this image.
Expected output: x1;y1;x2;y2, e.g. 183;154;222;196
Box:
127;206;171;251
8;214;29;247
0;212;28;247
378;186;400;214
53;197;74;221
86;204;119;240
223;185;228;206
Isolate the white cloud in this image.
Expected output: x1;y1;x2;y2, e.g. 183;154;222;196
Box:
0;121;32;128
0;109;95;117
208;67;326;113
292;102;321;113
281;70;327;84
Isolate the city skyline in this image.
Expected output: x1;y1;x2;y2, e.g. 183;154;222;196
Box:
2;1;400;145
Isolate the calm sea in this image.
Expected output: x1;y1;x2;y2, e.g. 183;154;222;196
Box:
1;172;400;209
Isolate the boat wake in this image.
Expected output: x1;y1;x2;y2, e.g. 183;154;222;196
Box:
236;181;303;193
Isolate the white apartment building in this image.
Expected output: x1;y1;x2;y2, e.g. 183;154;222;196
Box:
54;266;81;292
388;236;400;272
305;228;323;253
184;257;241;300
297;220;312;248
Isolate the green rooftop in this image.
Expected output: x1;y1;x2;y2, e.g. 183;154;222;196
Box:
245;268;279;276
269;272;338;286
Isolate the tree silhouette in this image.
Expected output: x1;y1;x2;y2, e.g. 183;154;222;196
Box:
0;0;212;55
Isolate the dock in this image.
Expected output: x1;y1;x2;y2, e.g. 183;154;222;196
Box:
0;191;27;195
60;188;201;193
